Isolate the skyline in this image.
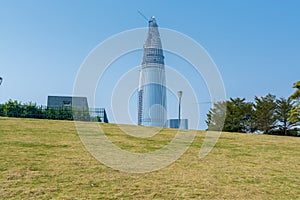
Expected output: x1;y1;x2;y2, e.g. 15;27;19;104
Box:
0;1;299;129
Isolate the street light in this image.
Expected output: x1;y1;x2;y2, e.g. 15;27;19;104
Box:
177;91;182;128
0;77;2;85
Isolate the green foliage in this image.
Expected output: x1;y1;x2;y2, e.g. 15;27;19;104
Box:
275;97;296;135
206;94;298;136
206;101;226;131
289;81;300;99
0;100;91;122
224;98;255;133
4;99;24;117
288;81;300;125
253;94;277;134
288;106;300;124
22;102;39;118
207;98;255;133
0;103;4;115
72;107;90;121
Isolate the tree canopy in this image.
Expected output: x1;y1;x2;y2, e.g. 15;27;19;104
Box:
288;81;300;126
206;93;299;136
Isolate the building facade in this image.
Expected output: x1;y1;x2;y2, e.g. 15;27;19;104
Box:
138;17;167;127
47;96;89;110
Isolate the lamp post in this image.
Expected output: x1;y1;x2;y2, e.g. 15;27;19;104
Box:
0;77;2;86
177;91;182;128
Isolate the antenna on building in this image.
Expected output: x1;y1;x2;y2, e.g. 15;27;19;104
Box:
137;10;148;22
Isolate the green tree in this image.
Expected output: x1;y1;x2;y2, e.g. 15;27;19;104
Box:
224;98;255;133
253;94;277;134
206;101;226;131
0;104;4;116
4;99;23;117
72;107;90;121
58;107;73;120
290;81;300;99
23;102;39;118
275;97;296;135
206;98;255;133
288;81;300;126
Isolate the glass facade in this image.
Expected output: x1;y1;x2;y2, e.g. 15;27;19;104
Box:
167;119;189;130
138;17;167;127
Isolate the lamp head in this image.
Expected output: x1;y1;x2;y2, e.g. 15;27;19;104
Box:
177;91;183;98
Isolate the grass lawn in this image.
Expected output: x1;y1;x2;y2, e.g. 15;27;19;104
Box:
0;117;299;199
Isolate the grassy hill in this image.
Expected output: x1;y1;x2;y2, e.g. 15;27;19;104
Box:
0;117;299;199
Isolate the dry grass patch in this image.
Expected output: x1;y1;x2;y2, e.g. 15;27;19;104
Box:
0;117;299;199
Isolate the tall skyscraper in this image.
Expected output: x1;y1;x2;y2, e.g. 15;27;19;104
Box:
138;17;167;127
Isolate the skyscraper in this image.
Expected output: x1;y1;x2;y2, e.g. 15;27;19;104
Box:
138;17;167;127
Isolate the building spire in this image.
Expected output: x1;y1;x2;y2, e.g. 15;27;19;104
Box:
149;16;158;27
138;17;167;127
144;16;162;49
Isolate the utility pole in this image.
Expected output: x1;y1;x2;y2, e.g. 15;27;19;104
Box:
177;91;182;128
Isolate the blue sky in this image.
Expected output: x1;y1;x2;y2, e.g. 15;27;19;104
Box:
0;0;299;129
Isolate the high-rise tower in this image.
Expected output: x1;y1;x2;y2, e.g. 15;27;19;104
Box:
138;17;167;127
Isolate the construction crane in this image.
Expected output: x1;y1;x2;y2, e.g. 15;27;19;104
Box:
137;10;148;22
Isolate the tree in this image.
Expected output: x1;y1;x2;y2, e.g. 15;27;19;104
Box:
288;81;300;126
275;97;295;135
0;104;4;116
253;94;277;134
224;98;255;133
0;99;94;122
206;101;226;131
23;102;39;118
206;98;256;133
4;99;23;117
290;81;300;99
72;107;90;121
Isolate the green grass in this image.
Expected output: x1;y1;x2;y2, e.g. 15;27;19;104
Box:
0;117;299;199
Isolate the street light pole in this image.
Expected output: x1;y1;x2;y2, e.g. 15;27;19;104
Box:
177;91;182;128
0;77;2;86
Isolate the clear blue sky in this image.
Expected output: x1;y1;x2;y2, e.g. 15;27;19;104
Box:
0;0;299;129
